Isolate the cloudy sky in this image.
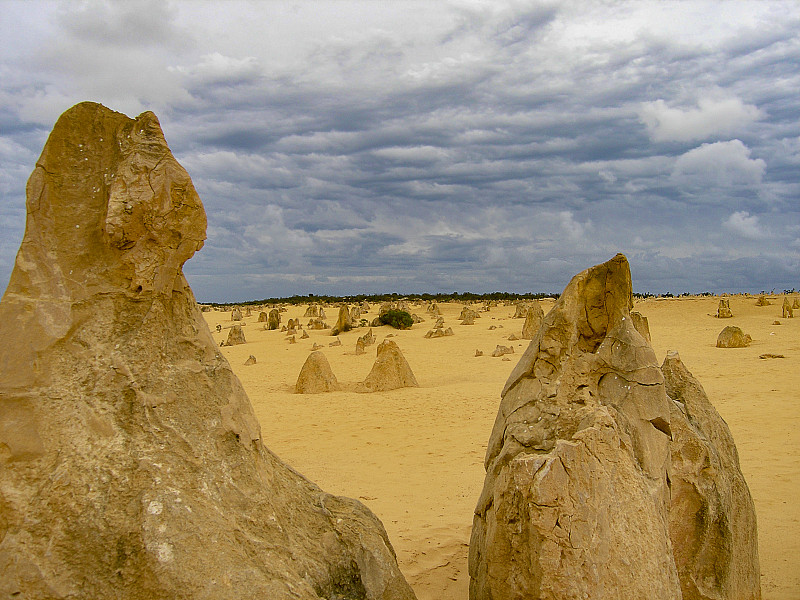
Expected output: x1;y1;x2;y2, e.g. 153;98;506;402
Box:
1;0;799;301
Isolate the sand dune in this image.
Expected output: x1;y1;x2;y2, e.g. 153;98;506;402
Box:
203;295;799;600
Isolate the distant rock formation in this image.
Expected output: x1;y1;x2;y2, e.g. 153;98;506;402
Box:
782;296;793;318
295;351;341;393
376;301;411;320
307;317;329;330
716;326;752;348
304;303;326;319
512;302;530;318
244;354;257;365
717;298;733;318
470;254;680;600
331;304;353;335
231;307;243;321
424;326;454;338
490;344;514;357
0;102;414;600
755;295;770;306
521;300;544;339
662;351;761;600
257;310;268;322
459;307;480;321
267;308;281;330
793;297;800;310
357;340;418;392
356;328;376;355
224;324;247;345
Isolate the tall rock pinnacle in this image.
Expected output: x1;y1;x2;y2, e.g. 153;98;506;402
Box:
0;102;415;600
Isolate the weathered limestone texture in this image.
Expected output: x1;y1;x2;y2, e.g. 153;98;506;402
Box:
224;323;246;345
469;254;680;600
470;254;761;600
716;326;752;348
520;300;544;339
0;102;415;600
296;351;341;394
357;340;418;393
332;304;353;335
267;307;281;330
631;310;652;342
717;298;733;318
663;352;761;600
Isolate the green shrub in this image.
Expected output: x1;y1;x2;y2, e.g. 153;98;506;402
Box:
379;309;413;329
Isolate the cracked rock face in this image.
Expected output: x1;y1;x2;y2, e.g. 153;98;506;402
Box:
664;352;761;600
0;102;415;600
469;254;680;600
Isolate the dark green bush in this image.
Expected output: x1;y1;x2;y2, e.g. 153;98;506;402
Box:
379;309;413;329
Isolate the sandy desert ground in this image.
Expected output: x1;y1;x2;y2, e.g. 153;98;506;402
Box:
203;295;799;600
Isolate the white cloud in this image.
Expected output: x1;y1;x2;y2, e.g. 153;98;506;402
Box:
171;53;261;86
558;211;589;239
598;169;616;184
639;96;761;142
723;211;767;239
672;140;766;189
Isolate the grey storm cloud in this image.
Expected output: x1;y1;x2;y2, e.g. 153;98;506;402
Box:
1;0;799;301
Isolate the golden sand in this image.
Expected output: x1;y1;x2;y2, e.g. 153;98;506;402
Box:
203;295;799;600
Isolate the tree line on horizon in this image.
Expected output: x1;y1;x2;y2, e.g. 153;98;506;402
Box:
194;289;799;308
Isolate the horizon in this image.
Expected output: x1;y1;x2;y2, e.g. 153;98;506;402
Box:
1;1;798;302
192;286;798;306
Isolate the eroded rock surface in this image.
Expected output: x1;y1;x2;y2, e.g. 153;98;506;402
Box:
520;300;544;339
469;254;680;600
304;303;326;319
716;326;752;348
782;296;793;318
630;309;651;343
296;351;341;394
0;102;415;600
332;304;353;336
717;298;733;318
224;323;246;345
663;352;761;600
357;340;418;393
